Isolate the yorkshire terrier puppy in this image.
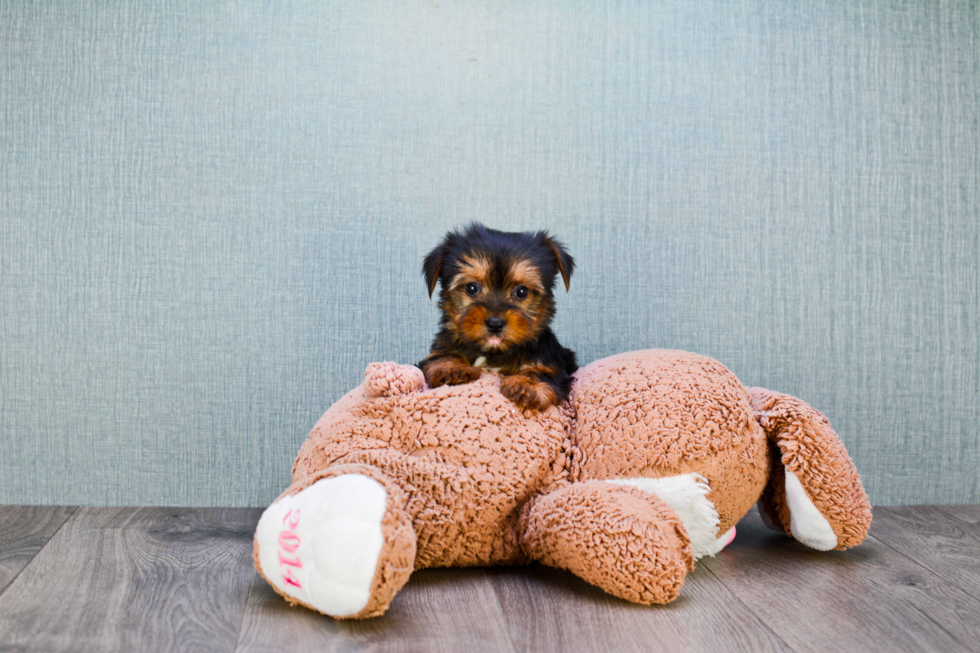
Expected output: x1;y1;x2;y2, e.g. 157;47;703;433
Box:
418;223;577;412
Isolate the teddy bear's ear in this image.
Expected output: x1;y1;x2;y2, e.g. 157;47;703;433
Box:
364;362;425;397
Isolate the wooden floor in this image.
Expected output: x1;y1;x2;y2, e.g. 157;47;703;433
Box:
0;506;978;653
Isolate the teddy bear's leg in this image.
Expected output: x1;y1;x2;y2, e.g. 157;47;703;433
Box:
749;387;873;551
253;463;416;619
519;481;695;605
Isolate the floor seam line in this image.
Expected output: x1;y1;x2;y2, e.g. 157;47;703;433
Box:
699;559;802;653
483;568;523;653
0;505;79;599
934;505;979;528
230;572;257;653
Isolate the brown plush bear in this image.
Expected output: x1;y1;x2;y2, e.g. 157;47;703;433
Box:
253;349;872;619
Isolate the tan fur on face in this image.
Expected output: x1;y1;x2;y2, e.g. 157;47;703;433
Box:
442;255;489;329
455;305;534;352
499;309;535;347
515;296;549;339
457;304;492;342
505;260;544;295
449;255;491;292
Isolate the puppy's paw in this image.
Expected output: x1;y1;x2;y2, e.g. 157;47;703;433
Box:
423;358;482;388
500;374;558;412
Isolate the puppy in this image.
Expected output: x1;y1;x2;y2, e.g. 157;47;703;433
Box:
418;223;578;411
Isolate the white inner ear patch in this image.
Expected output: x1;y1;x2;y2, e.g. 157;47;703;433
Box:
784;469;839;551
606;473;730;558
254;474;388;617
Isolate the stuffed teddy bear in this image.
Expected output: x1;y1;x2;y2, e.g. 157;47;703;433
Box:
253;349;872;619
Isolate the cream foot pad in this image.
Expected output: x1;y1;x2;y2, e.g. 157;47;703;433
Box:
255;474;388;618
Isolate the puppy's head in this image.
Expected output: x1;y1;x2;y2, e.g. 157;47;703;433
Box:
422;223;574;352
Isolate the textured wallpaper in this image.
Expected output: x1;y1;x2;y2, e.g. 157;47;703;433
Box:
1;0;977;506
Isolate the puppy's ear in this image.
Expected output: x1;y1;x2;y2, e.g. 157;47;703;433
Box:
422;243;445;298
542;234;575;292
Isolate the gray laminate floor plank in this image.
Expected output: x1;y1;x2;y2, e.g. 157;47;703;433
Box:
0;507;262;653
3;504;980;651
235;567;517;653
0;505;76;595
701;509;980;653
871;505;980;602
941;504;980;525
486;562;791;653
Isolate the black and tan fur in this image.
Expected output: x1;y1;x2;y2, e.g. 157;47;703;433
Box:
418;223;577;412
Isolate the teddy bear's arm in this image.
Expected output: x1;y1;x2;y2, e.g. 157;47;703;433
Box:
519;481;695;604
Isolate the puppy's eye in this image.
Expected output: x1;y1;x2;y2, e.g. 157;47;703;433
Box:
465;282;481;296
514;285;529;300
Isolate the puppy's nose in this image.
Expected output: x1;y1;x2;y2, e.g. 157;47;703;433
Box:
485;316;506;334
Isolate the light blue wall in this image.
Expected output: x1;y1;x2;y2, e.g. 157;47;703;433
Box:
1;1;977;507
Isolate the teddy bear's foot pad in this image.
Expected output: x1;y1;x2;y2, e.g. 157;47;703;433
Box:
255;474;388;618
783;469;838;551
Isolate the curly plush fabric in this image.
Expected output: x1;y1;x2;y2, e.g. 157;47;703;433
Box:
255;349;872;619
363;361;425;398
569;350;770;534
749;388;873;549
292;372;571;568
520;481;694;604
